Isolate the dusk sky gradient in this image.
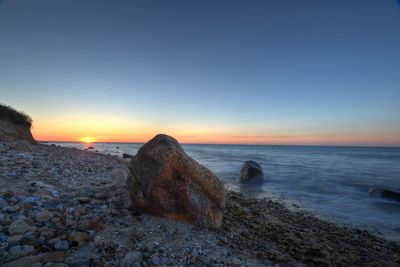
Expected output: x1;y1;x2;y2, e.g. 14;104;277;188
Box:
1;0;399;146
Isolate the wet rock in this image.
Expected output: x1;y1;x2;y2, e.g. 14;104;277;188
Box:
369;188;400;202
121;251;143;267
9;219;30;235
127;134;225;228
240;160;264;180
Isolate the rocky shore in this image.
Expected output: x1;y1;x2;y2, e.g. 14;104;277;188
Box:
1;142;399;266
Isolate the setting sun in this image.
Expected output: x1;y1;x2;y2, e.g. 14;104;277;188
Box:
80;136;96;143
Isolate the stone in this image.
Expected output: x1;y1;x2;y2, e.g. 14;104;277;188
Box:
0;197;8;208
68;231;89;247
122;153;134;159
127;134;225;228
9;219;30;235
76;197;90;203
121;251;143;267
109;167;129;186
8;140;32;152
1;254;43;267
240;160;264;180
151;256;161;265
8;245;34;259
54;240;69;251
35;210;53;222
369;188;400;202
7;235;23;245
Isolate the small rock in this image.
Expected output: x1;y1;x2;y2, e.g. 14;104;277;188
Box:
121;251;143;267
76;197;90;203
54;240;69;251
7;235;23;245
35;210;53;223
0;197;8;208
151;256;161;265
8;244;34;259
122;153;134;159
9;219;30;235
69;231;88;247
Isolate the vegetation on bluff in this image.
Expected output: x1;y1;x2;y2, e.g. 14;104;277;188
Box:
0;103;32;128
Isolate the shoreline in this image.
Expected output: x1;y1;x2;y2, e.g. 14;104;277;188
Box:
0;143;399;266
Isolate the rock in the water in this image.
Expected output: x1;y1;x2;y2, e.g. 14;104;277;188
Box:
240;160;264;180
8;140;32;152
369;188;400;202
127;134;225;228
122;153;134;159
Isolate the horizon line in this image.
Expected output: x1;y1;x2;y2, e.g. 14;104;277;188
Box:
37;140;400;149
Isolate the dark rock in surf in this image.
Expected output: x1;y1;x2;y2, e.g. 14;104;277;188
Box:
122;153;133;159
87;146;94;150
369;188;400;202
240;160;264;181
127;134;225;228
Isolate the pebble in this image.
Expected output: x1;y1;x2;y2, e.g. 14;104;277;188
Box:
151;256;161;265
8;244;34;259
35;210;53;222
54;239;69;251
121;251;143;267
8;219;30;235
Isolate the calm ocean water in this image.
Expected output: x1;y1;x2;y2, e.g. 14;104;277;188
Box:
49;142;400;240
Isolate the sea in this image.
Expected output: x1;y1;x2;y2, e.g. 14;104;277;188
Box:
48;141;400;241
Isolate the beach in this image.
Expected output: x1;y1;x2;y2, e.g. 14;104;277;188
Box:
1;142;399;266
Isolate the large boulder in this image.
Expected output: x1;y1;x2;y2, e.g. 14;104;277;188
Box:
240;160;264;180
369;188;400;202
127;134;225;228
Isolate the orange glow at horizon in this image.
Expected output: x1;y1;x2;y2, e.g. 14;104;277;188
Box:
29;115;400;147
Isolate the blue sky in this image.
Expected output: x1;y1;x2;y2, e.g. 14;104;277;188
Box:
0;0;399;145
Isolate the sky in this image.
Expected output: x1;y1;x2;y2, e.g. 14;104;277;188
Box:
0;0;399;146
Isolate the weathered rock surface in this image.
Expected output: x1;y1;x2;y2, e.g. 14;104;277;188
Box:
127;134;225;228
369;188;400;202
240;160;264;180
0;119;34;143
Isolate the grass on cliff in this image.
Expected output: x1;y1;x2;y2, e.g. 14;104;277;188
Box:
0;103;32;128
